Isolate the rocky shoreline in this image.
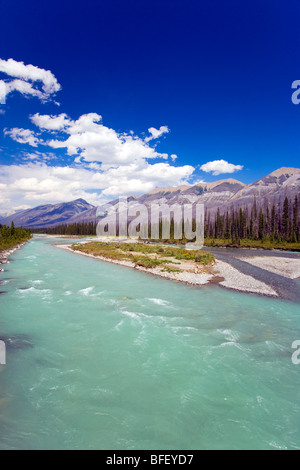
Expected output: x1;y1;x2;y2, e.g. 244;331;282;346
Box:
0;243;27;272
55;243;296;298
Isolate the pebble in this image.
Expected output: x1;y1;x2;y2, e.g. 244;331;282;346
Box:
0;243;26;271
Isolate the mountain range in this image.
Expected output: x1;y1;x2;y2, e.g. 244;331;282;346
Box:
1;167;299;228
0;199;94;228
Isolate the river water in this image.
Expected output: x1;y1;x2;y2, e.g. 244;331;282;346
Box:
0;235;300;450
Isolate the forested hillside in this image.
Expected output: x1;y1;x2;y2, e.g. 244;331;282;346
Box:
0;223;32;251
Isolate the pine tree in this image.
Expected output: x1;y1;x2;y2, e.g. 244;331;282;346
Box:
282;197;290;241
10;221;15;237
293;195;299;242
225;211;231;239
253;197;258;220
271;204;276;240
258;208;265;240
249;211;254;239
266;206;270;237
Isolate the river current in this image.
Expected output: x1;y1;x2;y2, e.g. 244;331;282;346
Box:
0;236;299;450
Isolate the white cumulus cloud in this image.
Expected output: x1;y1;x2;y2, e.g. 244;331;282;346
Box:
29;113;170;166
0;161;195;211
145;125;170;142
0;58;61;104
4;128;41;147
200;159;244;176
30;113;71;131
2;112;195;211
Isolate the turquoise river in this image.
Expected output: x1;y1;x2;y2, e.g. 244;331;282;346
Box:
0;235;300;450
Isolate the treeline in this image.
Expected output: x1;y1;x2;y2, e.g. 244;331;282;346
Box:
31;196;300;245
0;222;32;251
33;222;98;236
206;196;299;243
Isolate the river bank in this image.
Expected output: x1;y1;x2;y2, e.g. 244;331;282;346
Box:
204;238;300;252
1;235;300;450
54;239;300;298
0;242;28;272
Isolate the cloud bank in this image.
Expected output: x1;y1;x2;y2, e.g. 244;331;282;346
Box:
2;112;194;211
0;58;245;213
0;161;194;212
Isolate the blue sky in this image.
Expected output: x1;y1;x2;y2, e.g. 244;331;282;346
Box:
0;0;300;213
